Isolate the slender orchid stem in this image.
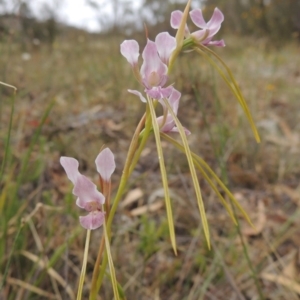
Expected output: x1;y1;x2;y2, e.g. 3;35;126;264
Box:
90;113;149;299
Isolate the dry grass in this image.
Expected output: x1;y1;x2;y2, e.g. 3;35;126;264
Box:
1;32;300;299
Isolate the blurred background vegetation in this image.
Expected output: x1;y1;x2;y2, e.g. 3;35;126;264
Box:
1;0;300;299
0;0;299;46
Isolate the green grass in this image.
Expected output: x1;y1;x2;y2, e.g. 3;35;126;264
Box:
1;32;300;299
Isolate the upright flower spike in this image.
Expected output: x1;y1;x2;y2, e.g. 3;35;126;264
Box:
121;32;176;101
60;148;116;230
171;7;225;48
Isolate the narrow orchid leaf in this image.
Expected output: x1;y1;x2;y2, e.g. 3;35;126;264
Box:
161;133;253;226
147;97;177;255
195;46;260;143
162;99;210;249
195;155;253;226
77;229;91;300
103;213;120;300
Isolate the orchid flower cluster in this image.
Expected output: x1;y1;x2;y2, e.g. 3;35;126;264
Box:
60;1;260;299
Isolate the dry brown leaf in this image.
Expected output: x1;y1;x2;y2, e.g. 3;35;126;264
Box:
261;272;300;294
273;184;300;205
120;188;144;208
130;201;164;216
282;251;297;279
243;201;266;236
1;276;56;299
105;119;124;131
20;250;75;300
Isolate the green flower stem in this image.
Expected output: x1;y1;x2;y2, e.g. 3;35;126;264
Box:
90;113;150;299
77;229;91;300
128;105;153;176
107;112;147;231
103;206;120;300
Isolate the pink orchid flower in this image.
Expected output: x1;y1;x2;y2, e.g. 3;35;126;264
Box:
120;32;176;101
60;148;115;230
171;7;225;47
157;89;191;135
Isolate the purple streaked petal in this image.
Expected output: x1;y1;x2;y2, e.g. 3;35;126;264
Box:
95;148;115;182
207;39;225;47
171;10;190;36
191;29;209;42
171;10;182;28
169;126;191;135
157;114;175;132
206;8;224;29
60;157;80;184
73;174;105;208
79;211;105;230
155;32;176;65
120;40;140;67
128;89;147;102
168;88;181;115
146;85;172;100
140;40;167;87
190;9;207;28
158;87;180;113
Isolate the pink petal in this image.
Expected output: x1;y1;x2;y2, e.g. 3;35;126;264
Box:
206;8;224;29
190;8;224;31
79;211;105;230
168;88;181;115
146;85;172;100
95;148;115;182
155;32;176;65
120;40;140;67
73;174;105;208
171;10;183;28
157;114;175;132
169;126;191;135
60;157;80;184
140;39;168;88
170;10;190;36
207;39;225;47
158;87;180;114
190;9;207;28
128;89;147;102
